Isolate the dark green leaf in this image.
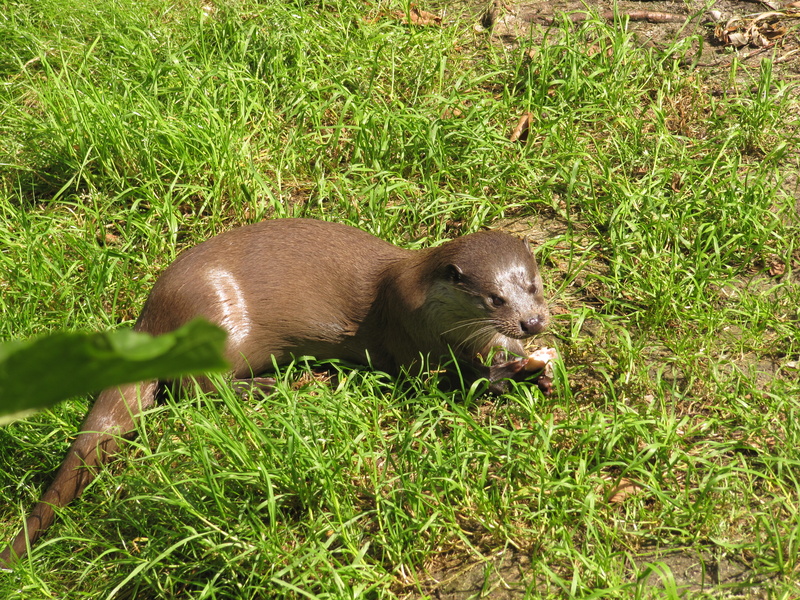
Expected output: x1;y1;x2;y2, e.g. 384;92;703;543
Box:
0;319;228;424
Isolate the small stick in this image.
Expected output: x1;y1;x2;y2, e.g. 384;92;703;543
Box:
776;48;800;63
523;10;686;26
607;10;687;23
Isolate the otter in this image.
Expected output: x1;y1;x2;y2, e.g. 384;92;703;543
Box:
1;218;549;567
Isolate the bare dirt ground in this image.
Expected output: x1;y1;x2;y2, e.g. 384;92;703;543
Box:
412;1;799;597
484;0;800;83
422;548;770;598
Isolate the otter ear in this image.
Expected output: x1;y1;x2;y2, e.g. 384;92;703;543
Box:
445;264;463;282
523;236;533;254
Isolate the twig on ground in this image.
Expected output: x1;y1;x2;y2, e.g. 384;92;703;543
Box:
521;10;687;26
776;48;800;62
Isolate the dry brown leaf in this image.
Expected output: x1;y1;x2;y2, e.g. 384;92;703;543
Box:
441;107;464;119
509;112;533;143
767;255;786;276
715;9;800;47
393;7;442;27
671;172;684;192
606;478;643;504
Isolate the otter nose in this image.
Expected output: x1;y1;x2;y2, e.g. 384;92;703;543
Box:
520;316;545;335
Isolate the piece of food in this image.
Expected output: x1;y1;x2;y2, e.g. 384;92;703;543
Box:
523;346;558;377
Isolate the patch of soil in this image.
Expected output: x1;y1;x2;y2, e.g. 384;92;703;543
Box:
633;548;775;597
481;0;800;84
416;547;779;598
422;550;541;599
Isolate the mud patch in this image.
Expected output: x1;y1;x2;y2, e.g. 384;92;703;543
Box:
417;547;777;598
634;548;774;597
422;550;540;599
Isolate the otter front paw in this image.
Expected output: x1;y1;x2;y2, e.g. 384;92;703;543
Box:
489;347;558;395
488;356;530;381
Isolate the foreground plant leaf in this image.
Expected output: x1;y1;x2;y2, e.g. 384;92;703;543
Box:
0;319;228;425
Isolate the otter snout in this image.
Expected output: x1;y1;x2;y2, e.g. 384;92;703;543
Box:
520;315;547;336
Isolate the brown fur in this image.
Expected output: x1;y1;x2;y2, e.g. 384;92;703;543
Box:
1;218;548;567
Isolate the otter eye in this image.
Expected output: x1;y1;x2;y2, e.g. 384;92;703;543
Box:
529;284;538;295
490;294;505;307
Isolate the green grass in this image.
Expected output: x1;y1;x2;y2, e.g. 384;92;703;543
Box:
1;0;799;597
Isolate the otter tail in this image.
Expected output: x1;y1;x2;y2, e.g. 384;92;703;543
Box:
0;380;158;568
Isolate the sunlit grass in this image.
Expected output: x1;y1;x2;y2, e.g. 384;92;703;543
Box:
1;0;798;597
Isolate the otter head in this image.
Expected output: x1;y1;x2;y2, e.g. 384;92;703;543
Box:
425;230;549;357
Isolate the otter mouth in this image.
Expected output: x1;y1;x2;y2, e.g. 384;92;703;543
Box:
505;330;534;340
495;328;535;341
